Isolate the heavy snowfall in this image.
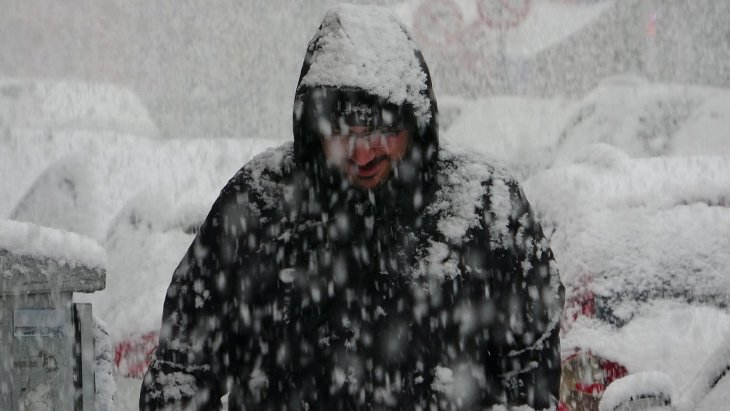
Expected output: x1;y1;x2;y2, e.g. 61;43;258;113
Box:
0;0;728;410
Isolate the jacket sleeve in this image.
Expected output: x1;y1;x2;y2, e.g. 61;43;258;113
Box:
140;182;244;410
483;178;565;410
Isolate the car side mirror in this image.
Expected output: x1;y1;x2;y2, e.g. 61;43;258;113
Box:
598;371;674;411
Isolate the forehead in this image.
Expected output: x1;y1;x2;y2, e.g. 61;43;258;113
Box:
303;87;404;130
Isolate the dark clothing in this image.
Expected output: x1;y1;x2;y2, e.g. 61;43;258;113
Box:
141;5;563;410
140;145;563;410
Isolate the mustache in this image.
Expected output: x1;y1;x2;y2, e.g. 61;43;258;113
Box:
349;155;388;171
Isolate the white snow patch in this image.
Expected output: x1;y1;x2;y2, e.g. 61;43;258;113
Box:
300;4;431;123
599;371;673;411
563;301;730;391
416;144;516;280
431;365;454;394
153;371;197;402
249;368;269;391
0;218;106;270
676;333;730;409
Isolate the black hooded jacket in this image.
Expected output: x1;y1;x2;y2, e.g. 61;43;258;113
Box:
141;5;563;410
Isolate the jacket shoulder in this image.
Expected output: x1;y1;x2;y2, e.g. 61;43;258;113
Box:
429;145;519;242
220;142;295;208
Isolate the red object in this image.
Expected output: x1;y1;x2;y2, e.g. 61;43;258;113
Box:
561;349;629;409
572;356;628;394
561;273;596;336
575;289;596;319
114;331;159;378
561;274;629;409
574;382;606;394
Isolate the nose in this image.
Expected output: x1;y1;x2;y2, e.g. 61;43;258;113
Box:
350;138;376;166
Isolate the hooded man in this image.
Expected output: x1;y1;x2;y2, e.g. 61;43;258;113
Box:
141;4;564;410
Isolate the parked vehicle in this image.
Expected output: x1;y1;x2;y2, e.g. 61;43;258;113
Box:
519;80;730;409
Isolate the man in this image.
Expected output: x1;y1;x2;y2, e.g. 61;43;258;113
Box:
141;4;564;410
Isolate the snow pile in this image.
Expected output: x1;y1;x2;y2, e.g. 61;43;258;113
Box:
0;127;98;218
695;373;730;411
676;332;730;409
0;218;106;270
556;203;730;303
300;4;431;122
523;154;730;306
88;207;196;338
599;371;673;411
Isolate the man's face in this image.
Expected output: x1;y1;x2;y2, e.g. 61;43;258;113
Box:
321;125;410;190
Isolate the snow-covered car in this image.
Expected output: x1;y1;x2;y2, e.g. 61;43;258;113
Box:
442;75;730;179
102;189;209;375
598;333;730;411
526;153;730;410
515;80;730;410
0;79;160;218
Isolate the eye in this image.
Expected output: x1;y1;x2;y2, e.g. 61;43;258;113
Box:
328;130;345;140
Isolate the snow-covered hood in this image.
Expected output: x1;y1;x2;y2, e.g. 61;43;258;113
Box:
292;4;439;195
297;4;433;123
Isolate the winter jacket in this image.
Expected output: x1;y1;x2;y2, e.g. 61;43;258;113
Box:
141;5;564;410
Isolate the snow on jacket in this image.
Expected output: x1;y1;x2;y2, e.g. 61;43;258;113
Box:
140;5;564;410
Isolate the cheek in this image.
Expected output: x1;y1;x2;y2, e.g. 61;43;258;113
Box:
322;141;348;165
388;135;410;159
